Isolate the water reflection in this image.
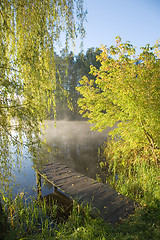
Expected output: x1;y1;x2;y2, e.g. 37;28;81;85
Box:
10;121;112;196
42;120;112;179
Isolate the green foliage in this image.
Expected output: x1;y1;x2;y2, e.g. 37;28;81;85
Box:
0;191;58;239
52;47;102;120
54;50;81;120
0;0;86;184
100;140;160;206
76;47;102;80
77;37;160;165
76;39;160;239
1;190;160;240
55;202;160;240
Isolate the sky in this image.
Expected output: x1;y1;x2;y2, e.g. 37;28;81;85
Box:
74;0;160;54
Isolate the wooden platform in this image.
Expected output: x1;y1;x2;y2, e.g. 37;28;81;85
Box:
35;162;137;224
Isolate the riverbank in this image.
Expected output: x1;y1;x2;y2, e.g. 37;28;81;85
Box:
1;157;160;239
0;192;160;239
1;120;159;239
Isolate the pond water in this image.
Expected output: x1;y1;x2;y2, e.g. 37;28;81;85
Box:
11;121;113;197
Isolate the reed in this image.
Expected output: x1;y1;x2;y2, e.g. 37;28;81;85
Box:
1;185;160;239
0;191;57;239
103;156;160;207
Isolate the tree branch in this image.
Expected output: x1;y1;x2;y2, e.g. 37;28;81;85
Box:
0;66;20;72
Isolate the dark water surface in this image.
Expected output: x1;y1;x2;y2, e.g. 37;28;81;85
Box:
12;121;113;197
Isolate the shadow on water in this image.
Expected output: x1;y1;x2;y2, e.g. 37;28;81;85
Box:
40;120;114;179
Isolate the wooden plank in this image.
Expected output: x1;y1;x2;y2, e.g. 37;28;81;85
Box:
36;172;42;198
35;163;137;224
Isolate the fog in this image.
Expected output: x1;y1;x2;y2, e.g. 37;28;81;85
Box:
42;120;114;179
9;120;114;197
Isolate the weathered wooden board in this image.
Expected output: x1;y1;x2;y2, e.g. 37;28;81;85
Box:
35;162;137;224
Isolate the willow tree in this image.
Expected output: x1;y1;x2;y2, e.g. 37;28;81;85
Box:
0;0;86;184
77;37;160;166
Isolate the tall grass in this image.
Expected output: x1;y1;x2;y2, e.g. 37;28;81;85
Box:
1;178;160;239
106;159;160;207
0;191;57;239
99;140;160;207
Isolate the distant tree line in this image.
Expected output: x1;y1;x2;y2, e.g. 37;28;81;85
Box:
51;48;102;120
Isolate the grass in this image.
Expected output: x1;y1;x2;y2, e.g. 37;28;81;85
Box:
107;160;160;206
1;189;160;239
0;192;57;239
0;153;160;239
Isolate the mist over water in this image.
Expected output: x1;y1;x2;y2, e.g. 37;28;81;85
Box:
42;120;113;179
9;120;113;197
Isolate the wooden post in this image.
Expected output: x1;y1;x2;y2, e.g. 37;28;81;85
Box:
36;172;42;198
54;186;58;193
